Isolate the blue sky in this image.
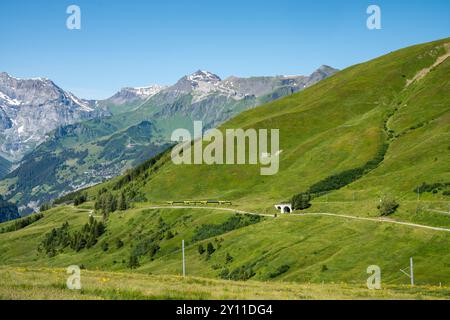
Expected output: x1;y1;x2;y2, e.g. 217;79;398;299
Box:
0;0;449;99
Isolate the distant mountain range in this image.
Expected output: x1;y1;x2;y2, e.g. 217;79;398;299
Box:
0;72;110;162
0;66;338;214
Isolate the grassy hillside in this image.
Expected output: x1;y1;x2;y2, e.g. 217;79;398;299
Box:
0;38;449;299
0;205;448;287
80;38;449;218
0;73;334;208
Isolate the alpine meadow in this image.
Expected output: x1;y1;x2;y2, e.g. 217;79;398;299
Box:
0;36;449;300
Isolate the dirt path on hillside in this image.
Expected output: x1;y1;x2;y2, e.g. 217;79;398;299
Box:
141;206;450;233
406;43;450;87
299;212;450;233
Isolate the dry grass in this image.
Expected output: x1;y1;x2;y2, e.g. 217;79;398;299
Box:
0;267;448;300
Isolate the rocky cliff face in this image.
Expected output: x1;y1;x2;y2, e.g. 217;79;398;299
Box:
0;72;110;162
168;67;337;102
104;85;167;106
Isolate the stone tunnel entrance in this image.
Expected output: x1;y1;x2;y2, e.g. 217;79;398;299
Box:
274;204;292;214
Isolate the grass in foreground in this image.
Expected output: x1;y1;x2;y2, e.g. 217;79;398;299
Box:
0;267;448;300
0;205;449;286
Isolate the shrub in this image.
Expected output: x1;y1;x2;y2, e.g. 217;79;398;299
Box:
192;214;263;242
227;265;256;281
127;254;140;269
101;242;109;252
378;196;399;216
219;268;230;279
291;193;311;210
206;242;215;256
268;264;290;278
115;239;124;249
414;182;450;194
198;244;205;255
165;230;175;239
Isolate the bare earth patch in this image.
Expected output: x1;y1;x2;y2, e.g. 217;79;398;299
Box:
406;43;450;87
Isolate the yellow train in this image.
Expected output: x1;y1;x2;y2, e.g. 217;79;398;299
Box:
166;200;232;206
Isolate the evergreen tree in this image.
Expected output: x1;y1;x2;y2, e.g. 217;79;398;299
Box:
206;242;215;256
118;193;128;211
291;192;312;210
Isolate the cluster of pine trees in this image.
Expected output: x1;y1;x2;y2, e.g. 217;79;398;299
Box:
38;217;106;257
71;217;106;251
127;217;169;269
95;189;129;216
0;213;44;234
38;222;71;257
39;203;52;212
74;193;87;206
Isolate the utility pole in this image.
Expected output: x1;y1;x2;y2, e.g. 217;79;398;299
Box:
416;187;420;214
400;257;415;287
182;240;186;277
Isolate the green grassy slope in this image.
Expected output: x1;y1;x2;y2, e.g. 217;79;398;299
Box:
0;39;449;296
0;75;329;208
100;38;450;213
0;205;448;287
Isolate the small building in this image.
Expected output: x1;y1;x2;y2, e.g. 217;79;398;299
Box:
274;203;292;214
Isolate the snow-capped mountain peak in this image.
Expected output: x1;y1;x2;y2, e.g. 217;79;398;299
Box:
187;70;222;83
0;72;110;161
127;85;166;97
104;85;167;106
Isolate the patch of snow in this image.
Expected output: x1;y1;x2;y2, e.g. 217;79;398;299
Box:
0;91;22;106
133;85;166;97
67;92;94;112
